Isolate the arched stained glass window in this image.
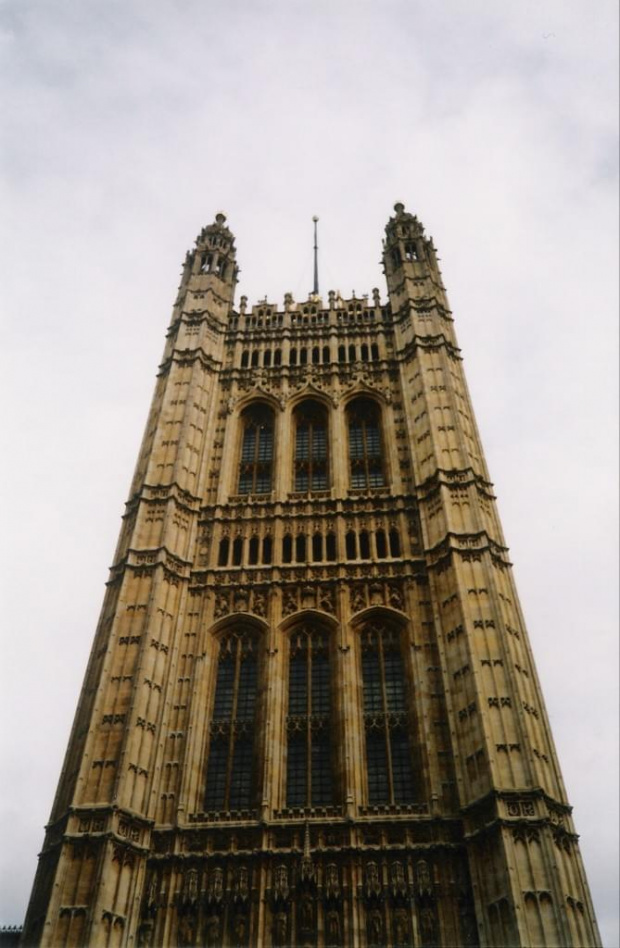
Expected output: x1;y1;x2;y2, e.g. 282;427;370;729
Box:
238;404;274;495
347;399;385;489
286;627;333;808
293;400;329;491
360;623;415;805
205;629;260;811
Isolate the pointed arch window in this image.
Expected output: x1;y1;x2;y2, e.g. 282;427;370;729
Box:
286;626;333;808
360;623;415;804
238;404;274;494
347;398;385;488
293;400;329;491
205;629;260;811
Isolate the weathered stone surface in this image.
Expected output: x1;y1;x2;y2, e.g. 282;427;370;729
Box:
21;208;600;947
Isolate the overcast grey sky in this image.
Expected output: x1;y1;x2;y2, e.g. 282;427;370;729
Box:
1;0;618;942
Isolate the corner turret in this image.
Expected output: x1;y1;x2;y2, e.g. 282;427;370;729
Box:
178;212;239;313
382;202;443;303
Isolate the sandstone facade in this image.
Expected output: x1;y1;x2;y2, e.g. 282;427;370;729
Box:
22;206;600;947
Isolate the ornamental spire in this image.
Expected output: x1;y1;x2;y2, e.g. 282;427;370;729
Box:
312;215;319;296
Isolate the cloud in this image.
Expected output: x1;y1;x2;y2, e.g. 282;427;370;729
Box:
1;0;618;941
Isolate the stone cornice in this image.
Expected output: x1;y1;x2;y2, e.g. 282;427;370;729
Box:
125;482;202;515
398;334;461;360
198;491;419;520
425;532;512;570
189;559;428;590
108;546;193;583
426;530;508;555
415;467;495;500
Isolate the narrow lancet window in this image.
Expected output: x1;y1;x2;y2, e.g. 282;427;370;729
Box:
360;623;415;805
293;400;329;491
286;627;333;808
238;404;274;494
347;398;385;488
205;629;260;812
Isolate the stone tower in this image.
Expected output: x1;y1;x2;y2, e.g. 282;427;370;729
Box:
22;206;600;947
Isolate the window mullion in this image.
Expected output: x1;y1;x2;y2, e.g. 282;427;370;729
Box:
378;638;395;804
225;646;241;808
252;424;259;491
306;646;312;805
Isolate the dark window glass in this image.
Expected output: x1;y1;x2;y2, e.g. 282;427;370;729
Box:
346;531;357;560
229;738;252;809
312;533;323;562
371;344;379;361
326;533;337;561
283;534;293;563
232;537;243;566
238;404;274;495
251;350;259;367
348;344;356;362
359;530;370;559
383;651;406;710
391;731;414;802
366;731;389;804
296;534;306;563
375;530;387;558
322;346;330;364
361;624;415;805
289;654;308;715
290;348;298;365
264;350;272;367
205;630;260;811
286;738;307;808
236;655;257;717
286;628;333;808
311;652;330;714
274;349;282;366
294;400;329;491
362;652;383;712
204;739;228;809
361;344;369;362
389;529;401;557
347;399;385;489
311;732;332;805
213;657;235;719
262;536;272;564
249;536;259;565
300;348;308;365
338;346;346;363
241;351;249;368
312;347;320;364
218;537;229;566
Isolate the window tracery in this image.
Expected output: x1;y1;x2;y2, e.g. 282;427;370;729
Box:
347;399;385;488
293;400;329;491
238;404;274;494
360;622;415;804
205;628;260;811
286;626;333;808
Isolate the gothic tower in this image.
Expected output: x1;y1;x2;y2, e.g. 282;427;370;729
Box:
22;206;600;948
